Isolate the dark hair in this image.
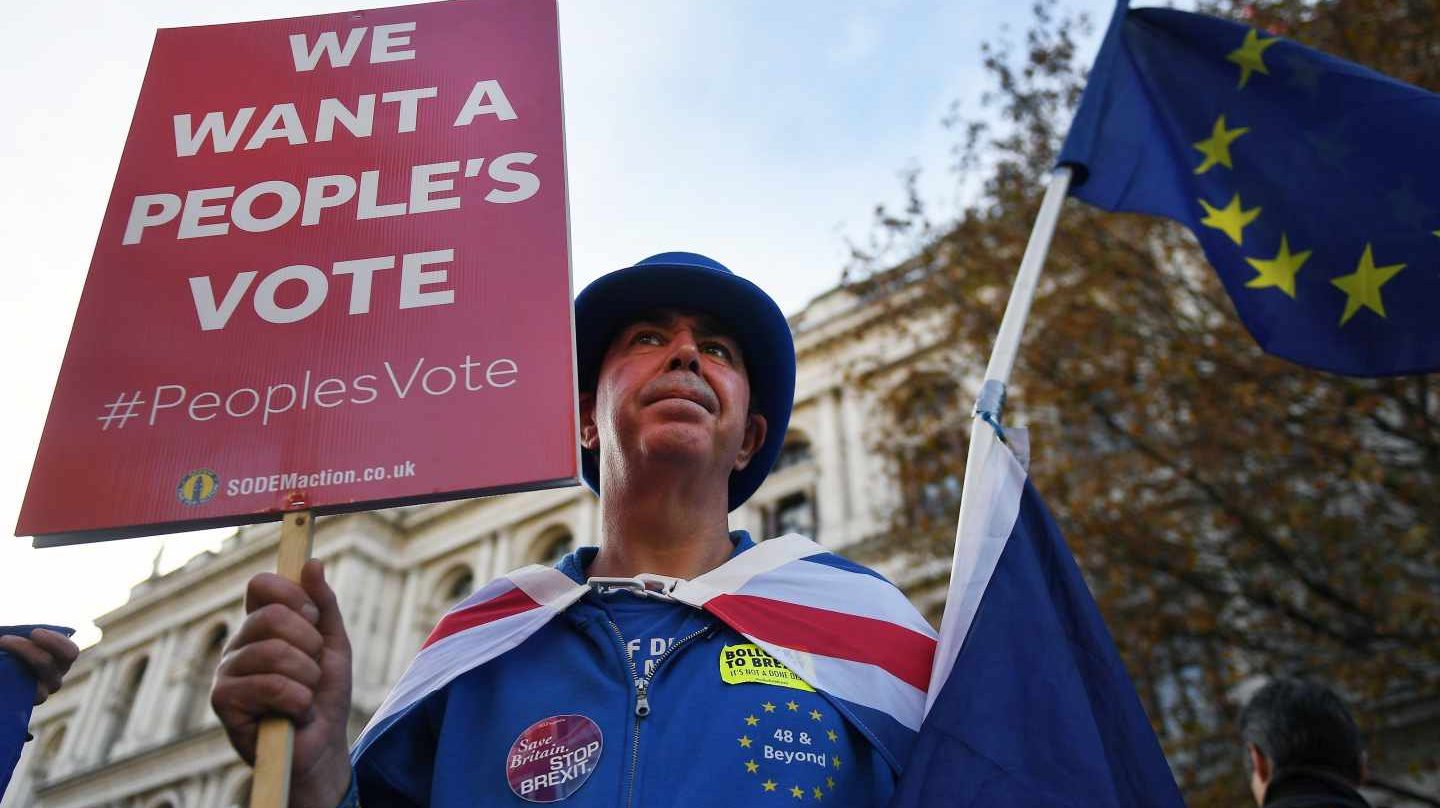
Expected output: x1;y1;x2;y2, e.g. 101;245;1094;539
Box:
1239;678;1364;783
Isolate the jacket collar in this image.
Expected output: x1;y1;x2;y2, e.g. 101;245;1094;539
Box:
1264;766;1370;807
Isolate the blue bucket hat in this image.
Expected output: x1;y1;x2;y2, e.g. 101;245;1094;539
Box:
575;252;795;511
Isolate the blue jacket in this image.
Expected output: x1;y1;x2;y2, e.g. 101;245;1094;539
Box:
353;534;918;806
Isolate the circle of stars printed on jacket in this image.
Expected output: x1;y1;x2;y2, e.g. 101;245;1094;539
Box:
742;696;842;800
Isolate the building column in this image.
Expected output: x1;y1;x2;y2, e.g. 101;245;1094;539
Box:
325;554;356;628
384;567;423;685
471;538;496;589
154;634;193;739
67;659;118;769
118;631;177;752
491;529;516;576
839;388;877;537
575;498;598;547
354;560;392;689
815;388;850;545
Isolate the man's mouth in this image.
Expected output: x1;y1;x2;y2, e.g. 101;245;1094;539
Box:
643;381;717;413
653;396;709;413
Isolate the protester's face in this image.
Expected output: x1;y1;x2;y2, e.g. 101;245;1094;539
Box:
581;309;766;488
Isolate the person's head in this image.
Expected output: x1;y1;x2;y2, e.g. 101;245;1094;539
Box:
1239;677;1365;805
574;253;795;511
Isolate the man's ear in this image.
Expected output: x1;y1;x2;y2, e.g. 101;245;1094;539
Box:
1249;742;1271;785
732;412;768;472
579;392;600;451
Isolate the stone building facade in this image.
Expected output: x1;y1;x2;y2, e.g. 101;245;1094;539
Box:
4;282;951;808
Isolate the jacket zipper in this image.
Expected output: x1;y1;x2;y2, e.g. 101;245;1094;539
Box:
608;619;715;807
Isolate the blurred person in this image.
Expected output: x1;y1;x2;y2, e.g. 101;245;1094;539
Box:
1239;677;1371;808
0;626;79;797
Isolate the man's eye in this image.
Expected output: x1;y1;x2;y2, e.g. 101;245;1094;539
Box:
634;331;664;346
702;343;733;360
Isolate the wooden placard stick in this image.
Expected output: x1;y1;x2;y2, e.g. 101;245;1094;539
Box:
250;510;315;808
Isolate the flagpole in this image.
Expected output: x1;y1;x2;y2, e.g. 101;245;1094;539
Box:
925;165;1072;713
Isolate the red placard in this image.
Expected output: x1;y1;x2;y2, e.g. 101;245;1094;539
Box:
19;0;577;545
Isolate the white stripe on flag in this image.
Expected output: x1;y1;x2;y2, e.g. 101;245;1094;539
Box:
678;533;824;604
924;427;1028;715
754;640;928;730
509;564;588;607
358;603;557;745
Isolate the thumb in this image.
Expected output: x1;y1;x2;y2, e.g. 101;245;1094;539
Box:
300;560;348;648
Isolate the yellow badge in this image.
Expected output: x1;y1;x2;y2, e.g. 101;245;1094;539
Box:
718;644;815;692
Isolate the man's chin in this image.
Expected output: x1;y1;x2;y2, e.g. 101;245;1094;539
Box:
635;425;724;465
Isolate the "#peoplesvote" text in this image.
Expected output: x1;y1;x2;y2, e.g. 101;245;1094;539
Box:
95;353;517;431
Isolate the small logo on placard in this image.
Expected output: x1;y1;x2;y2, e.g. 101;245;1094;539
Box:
505;714;603;803
176;469;219;506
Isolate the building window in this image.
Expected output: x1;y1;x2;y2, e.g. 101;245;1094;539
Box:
103;657;148;758
890;375;965;530
34;723;66;782
420;564;477;643
772;434;814;472
533;528;573;566
771;492;817;539
180;625;229;733
429;565;476;619
444;568;475;602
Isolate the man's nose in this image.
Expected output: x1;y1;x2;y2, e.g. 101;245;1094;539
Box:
666;338;701;374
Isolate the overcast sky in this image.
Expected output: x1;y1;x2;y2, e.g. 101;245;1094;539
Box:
0;0;1115;646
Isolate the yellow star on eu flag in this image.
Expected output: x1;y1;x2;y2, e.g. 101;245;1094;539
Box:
1245;234;1311;298
762;779;778;793
1332;243;1405;325
810;709;823;721
762;701;776;713
1193;115;1249;174
1199;193;1262;245
745;759;759;774
786;700;799;712
790;785;805;799
1227;28;1279;88
826;729;838;742
814;786;825;800
738;735;753;748
745;714;759;726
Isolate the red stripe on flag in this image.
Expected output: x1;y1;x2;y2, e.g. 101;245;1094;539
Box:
423;586;540;648
705;594;935;691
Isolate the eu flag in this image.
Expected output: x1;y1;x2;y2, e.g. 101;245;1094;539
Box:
1057;2;1440;376
891;431;1182;807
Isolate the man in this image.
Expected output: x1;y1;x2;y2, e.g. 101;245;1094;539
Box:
212;253;936;807
1;626;80;797
1239;677;1371;808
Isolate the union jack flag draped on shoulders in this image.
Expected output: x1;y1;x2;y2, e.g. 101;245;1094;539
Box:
351;535;938;766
